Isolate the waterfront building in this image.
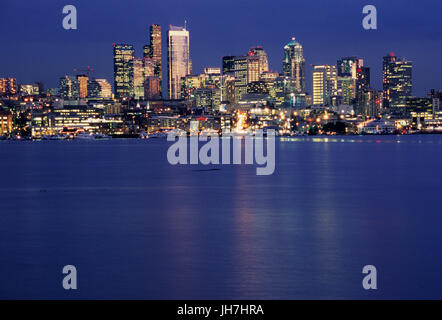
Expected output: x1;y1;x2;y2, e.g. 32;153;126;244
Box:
359;118;396;134
113;44;135;98
167;25;191;99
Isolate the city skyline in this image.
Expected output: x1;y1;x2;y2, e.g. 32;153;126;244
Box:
0;0;441;96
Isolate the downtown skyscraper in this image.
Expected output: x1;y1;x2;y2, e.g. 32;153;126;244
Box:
167;25;191;100
113;44;135;98
144;24;162;97
248;47;269;76
336;57;369;106
282;37;306;93
383;53;412;109
233;55;260;103
312;65;337;106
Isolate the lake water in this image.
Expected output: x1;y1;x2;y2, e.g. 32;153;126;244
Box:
1;135;442;299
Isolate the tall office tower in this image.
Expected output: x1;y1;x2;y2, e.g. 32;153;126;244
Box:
312;65;337;106
144;76;161;99
144;24;162;96
222;74;235;105
249;47;269;75
167;25;190;99
356;88;380;117
382;53;412;109
338;57;370;103
337;57;363;78
202;68;221;90
0;78;17;96
180;74;203;100
133;58;145;99
113;44;135;99
233;55;260;102
282;37;306;93
336;57;364;105
59;75;79;99
76;74;89;99
144;58;155;78
222;56;235;75
88;79;112;98
357;66;370;92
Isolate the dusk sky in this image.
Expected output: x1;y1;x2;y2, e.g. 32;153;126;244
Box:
1;0;441;96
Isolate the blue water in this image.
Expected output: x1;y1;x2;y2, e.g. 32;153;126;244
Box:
1;135;442;299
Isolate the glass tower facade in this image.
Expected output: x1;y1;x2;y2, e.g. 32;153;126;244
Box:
144;24;162;96
167;25;190;99
312;65;337;106
282;37;306;93
113;44;135;98
249;47;269;76
383;53;412;109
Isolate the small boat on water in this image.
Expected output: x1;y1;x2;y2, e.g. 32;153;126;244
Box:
75;132;110;140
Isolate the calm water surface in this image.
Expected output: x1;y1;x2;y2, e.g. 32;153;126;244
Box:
0;135;442;299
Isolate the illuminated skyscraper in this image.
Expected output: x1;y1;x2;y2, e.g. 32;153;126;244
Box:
0;78;17;96
113;44;135;98
383;53;412;109
144;24;162;96
144;57;155;78
249;47;269;75
133;58;145;99
144;76;161;99
88;79;112;98
59;75;79;99
234;55;260;102
312;65;337;106
76;74;89;99
167;25;191;99
282;37;306;93
336;57;366;105
222;56;235;75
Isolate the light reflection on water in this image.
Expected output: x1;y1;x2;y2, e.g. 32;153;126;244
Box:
0;135;442;299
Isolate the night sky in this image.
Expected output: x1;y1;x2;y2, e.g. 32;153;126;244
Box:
1;0;441;96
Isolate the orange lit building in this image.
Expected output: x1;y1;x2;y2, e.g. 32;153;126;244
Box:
0;110;13;134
